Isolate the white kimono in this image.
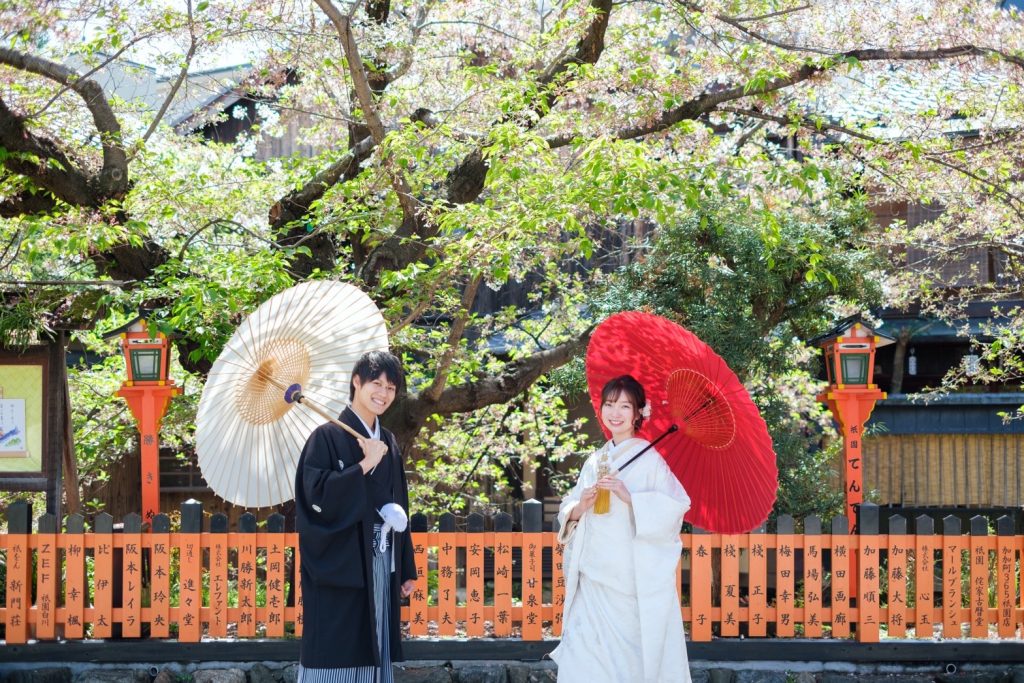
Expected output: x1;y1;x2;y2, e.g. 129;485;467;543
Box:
551;439;691;683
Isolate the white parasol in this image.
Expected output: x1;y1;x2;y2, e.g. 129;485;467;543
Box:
195;280;389;508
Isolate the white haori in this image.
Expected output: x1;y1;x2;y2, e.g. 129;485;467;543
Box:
552;439;691;683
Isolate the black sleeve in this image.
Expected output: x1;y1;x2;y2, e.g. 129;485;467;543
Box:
299;426;367;531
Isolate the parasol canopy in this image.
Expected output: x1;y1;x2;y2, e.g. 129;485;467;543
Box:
195;281;389;508
585;311;777;533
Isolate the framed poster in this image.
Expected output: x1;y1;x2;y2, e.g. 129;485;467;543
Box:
0;335;66;517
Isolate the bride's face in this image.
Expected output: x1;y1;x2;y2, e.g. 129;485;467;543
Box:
601;391;637;442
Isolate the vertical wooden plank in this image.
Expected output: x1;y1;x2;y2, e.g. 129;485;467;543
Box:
408;513;429;636
969;516;990;639
465;513;486;637
493;512;514;637
121;514;143;638
35;513;59;640
942;516;963;639
886;515;909;638
747;524;767;637
4;501;32;644
690;528;713;642
830;516;851;639
436;513;457;636
551;517;565;638
92;513;115;639
237;513;258;637
996;516;1016;638
775;515;796;638
265;514;286;637
719;533;740;637
915;515;936;639
521;500;543;641
64;514;86;639
803;516;823;638
857;504;880;642
178;500;203;642
208;514;229;638
149;514;172;638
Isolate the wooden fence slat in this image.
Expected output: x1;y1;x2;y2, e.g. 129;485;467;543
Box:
969;517;990;639
915;517;936;639
5;533;31;643
208;523;229;638
465;517;486;637
408;533;429;636
996;517;1016;638
552;534;565;637
237;530;258;637
521;533;543;641
720;534;740;637
178;532;203;641
149;518;172;638
35;520;58;640
122;525;143;638
942;517;963;639
92;528;115;639
690;531;713;642
493;526;514;637
436;530;457;636
886;518;909;638
264;532;286;638
857;506;880;643
64;517;86;639
830;519;851;639
747;530;767;637
803;518;823;639
294;539;304;637
775;517;795;638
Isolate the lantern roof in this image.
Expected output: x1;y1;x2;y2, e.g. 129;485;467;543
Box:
101;311;167;339
808;315;897;348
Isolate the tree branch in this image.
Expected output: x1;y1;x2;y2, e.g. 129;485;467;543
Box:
422;273;483;402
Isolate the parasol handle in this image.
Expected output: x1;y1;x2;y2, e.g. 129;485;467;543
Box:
615;424;679;473
284;384;364;441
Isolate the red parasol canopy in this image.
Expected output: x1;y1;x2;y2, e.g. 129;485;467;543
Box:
585;311;777;533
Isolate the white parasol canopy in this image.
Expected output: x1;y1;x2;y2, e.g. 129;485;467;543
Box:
195;280;389;508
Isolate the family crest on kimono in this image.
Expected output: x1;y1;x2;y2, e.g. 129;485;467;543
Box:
551;374;692;683
294;351;417;683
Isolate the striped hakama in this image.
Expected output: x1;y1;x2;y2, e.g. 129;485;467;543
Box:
298;524;394;683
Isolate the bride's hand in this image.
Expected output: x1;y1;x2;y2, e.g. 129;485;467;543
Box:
596;475;631;505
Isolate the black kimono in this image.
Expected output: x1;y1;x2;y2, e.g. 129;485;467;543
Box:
295;407;417;670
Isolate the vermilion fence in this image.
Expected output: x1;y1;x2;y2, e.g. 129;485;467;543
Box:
0;500;1021;644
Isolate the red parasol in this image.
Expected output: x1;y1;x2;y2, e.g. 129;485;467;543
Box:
585;311;777;533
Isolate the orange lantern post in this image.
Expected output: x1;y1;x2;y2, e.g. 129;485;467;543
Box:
107;317;182;523
811;318;895;533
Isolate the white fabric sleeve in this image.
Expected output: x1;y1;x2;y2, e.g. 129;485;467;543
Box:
556;456;595;544
631;456;690;542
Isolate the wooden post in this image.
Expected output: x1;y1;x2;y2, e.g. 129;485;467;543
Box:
493;512;514;637
209;514;229;638
942;515;963;639
294;521;303;638
969;515;990;638
856;504;880;642
179;500;203;642
521;499;543;641
4;501;32;644
996;516;1016;638
122;513;143;638
64;514;86;639
150;513;172;638
265;513;286;637
116;384;181;523
886;515;908;638
829;516;851;638
36;513;59;640
803;516;823;638
720;532;740;637
551;516;565;638
689;528;713;641
237;513;258;637
775;515;796;637
437;512;457;636
914;515;936;638
465;513;486;637
747;524;767;637
408;512;429;636
92;512;115;639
